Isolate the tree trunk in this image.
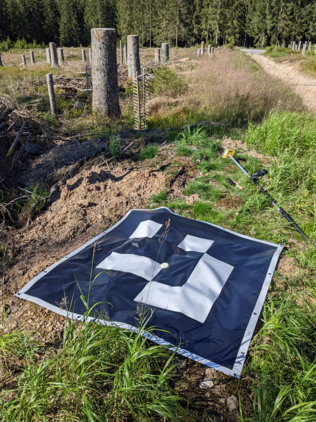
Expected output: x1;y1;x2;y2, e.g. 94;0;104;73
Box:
91;28;120;118
127;34;141;79
161;43;169;62
49;42;58;68
47;73;57;115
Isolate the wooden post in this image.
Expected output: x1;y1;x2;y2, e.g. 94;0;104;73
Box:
124;44;127;64
127;35;141;79
0;54;3;66
161;43;169;62
49;42;58;68
211;47;215;54
47;73;57;115
22;54;27;69
46;48;51;64
120;40;123;64
207;45;211;54
89;48;92;64
58;48;65;66
30;51;35;64
82;49;86;62
302;44;306;56
91;28;120;118
201;41;205;53
298;41;302;50
155;48;160;62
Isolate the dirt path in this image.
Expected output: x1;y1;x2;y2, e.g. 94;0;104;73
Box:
253;55;316;114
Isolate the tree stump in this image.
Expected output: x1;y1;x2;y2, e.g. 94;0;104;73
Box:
120;40;123;64
0;54;3;66
49;42;58;68
30;51;35;64
161;43;169;62
47;73;57;115
22;54;27;69
124;44;127;65
201;41;205;52
82;49;86;62
91;28;120;118
46;48;51;64
58;48;65;66
89;48;92;64
207;45;212;54
155;48;160;62
127;35;141;79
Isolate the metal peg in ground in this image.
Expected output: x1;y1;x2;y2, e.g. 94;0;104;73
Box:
155;48;160;62
89;48;92;64
91;28;120;118
22;54;27;69
161;43;169;62
30;51;35;64
127;35;141;79
58;48;65;66
46;48;51;64
49;42;58;68
120;40;123;65
46;73;57;115
82;49;86;62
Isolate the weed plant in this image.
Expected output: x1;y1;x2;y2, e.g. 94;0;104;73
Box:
109;135;121;157
139;143;158;160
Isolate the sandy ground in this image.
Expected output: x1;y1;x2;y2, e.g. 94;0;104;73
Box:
253;55;316;114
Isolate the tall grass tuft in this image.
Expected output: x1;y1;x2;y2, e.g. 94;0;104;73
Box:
0;308;183;421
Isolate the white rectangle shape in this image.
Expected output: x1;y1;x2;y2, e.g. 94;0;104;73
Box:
178;235;214;253
134;253;234;323
129;220;162;239
96;252;161;281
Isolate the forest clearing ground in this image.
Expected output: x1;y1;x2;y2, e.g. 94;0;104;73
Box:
252;53;316;114
0;47;316;421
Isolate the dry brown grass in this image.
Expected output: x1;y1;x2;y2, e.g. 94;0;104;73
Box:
150;48;305;127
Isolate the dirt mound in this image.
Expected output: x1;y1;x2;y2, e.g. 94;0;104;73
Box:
21;136;110;188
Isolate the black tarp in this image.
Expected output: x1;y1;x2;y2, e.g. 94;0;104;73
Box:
17;207;283;377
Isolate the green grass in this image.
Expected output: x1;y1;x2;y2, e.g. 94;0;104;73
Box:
147;121;316;421
0;308;183;422
139;143;158;160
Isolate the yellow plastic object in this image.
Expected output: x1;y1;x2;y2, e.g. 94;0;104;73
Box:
222;148;235;159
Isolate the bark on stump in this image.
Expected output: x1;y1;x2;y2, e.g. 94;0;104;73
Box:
155;48;161;62
47;73;57;115
46;48;51;64
58;48;65;66
120;40;123;64
82;49;86;62
22;55;27;69
49;42;58;68
127;35;141;79
30;51;35;64
161;43;169;62
89;48;92;64
91;28;120;118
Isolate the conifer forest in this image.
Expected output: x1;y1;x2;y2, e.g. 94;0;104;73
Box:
1;0;316;48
